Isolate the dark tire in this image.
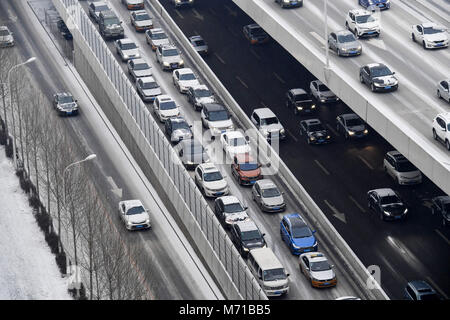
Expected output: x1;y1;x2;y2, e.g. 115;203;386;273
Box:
446;140;450;151
437;90;441;98
412;33;415;42
371;83;376;92
423;41;426;49
433;129;437;140
359;73;364;83
380;211;385;221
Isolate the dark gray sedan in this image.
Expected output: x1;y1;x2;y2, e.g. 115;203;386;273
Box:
252;179;286;212
336;113;368;139
127;58;152;81
189;35;208;55
88;1;110;23
328;30;362;57
359;63;398;92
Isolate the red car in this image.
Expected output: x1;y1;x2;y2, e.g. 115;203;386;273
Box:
231;154;262;185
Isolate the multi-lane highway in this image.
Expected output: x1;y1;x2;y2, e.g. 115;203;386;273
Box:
73;0;387;300
155;0;450;299
2;0;223;300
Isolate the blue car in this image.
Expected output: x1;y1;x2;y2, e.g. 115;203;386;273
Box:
280;213;317;255
359;0;390;10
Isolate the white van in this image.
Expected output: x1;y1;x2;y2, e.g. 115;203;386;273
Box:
248;247;289;297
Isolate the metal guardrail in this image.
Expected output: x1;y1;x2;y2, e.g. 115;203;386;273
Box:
53;0;266;300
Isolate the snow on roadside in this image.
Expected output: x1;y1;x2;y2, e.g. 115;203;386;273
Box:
0;147;72;300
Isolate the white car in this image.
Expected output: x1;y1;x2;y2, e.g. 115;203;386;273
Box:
145;28;169;50
432;112;450;150
172;68;200;93
220;130;251;159
130;10;153;32
383;150;422;185
437;80;450;103
153;95;180;122
136;76;161;102
156;44;184;70
115;38;140;61
195;163;229;198
201;103;234;136
310;80;339;103
345;9;380;38
411;22;449;49
118;200;151;230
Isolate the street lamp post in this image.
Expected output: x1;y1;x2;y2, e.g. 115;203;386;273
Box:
8;57;37;169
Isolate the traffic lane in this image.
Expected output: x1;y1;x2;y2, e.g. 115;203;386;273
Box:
159;0;450;298
11;0;221;300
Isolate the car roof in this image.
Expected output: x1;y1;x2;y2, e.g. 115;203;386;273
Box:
303;118;322;125
218;195;241;205
100;10;116;17
256;179;277;189
386;150;410;163
246;23;261;29
120;199;144;209
224;130;245;139
370;188;396;197
130;58;146;64
366;63;386;69
421;22;438;28
149;28;164;34
156;94;173;101
140;76;156;83
56;92;73;98
349;9;372;16
204;103;226;112
335;29;354;36
250;248;283;270
189;35;203;41
302;252;327;263
168;116;186;124
199;163;220;172
119;38;135;44
161;44;177;50
235;220;258;232
191;84;209;91
436;112;450;122
92;1;108;7
180;138;203;148
235;153;255;163
289;88;307;95
176;68;194;75
133;10;148;15
340;113;360;120
253;108;276;118
408;280;435;293
284;213;307;228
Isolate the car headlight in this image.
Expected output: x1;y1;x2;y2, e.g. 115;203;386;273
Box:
145;219;150;224
403;208;408;215
357;45;362;50
280;128;285;135
311;104;316;109
348;130;355;135
383;210;391;216
326;135;331;139
127;221;132;225
297;106;303;110
225;217;234;224
309;136;316;141
179;59;184;65
123;54;129;59
243;247;249;252
364;129;368;134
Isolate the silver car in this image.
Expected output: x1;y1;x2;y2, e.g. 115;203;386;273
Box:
252;179;286;212
178;138;209;170
88;1;110;23
437;79;450;103
189;35;208;55
136;76;161;102
127;58;152;81
156;44;184;70
250;108;286;140
145;28;170;50
115;38;140;61
310;80;339;103
328;30;362;56
0;26;14;47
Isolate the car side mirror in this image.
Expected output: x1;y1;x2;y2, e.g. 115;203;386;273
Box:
331;264;335;268
281;192;285;195
245;136;250;141
392;72;396;75
244;206;248;210
312;230;317;234
120;21;123;24
258;276;262;280
256;194;261;198
286;273;290;277
189;125;192;128
262;233;266;237
75;100;78;102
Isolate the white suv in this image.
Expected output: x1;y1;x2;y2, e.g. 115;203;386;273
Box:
345;9;380;38
383;151;422;185
195;163;229;198
432;113;450;150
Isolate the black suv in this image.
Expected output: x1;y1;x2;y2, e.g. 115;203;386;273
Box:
431;196;450;227
286;88;316;115
57;20;72;40
299;118;331;145
230;220;266;258
98;10;124;40
367;188;408;221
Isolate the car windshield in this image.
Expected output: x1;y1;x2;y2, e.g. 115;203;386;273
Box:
203;171;223;182
0;30;9;36
193;39;206;46
126;205;145;215
262;187;281;198
447;124;450;131
180;73;196;81
241;230;262;242
292;225;313;238
294;94;310;102
346;117;363;127
230;137;247;147
135;13;150;21
96;5;109;11
133;62;149;70
208;110;229;121
172;121;190;131
194;88;212;98
263;268;286;281
141;81;158;89
104;17;120;25
239;163;258;171
356;14;376;24
380;195;401;205
372;66;392;77
423;27;445;35
160;101;177;110
310;260;332;272
261;117;279;126
397;161;418;172
163;49;179;56
224;202;244;213
337;33;356;43
59;96;74;104
251;27;266;36
122;42;137;50
309;124;325;132
318;84;330;92
152;32;167;40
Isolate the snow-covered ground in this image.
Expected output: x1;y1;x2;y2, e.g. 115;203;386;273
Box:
0;146;72;300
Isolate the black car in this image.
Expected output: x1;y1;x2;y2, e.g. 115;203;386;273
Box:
178;139;209;170
336;113;369;139
285;88;316;115
243;24;269;45
57;20;72;40
164;116;193;144
404;281;440;300
187;85;215;111
213;196;249;229
299;119;331;145
230;220;266;258
359;63;398;92
367;188;408;221
431;196;450;227
53;92;79;116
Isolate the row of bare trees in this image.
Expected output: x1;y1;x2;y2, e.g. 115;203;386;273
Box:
0;48;150;300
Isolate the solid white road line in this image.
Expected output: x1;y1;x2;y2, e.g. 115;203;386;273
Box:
314;159;330;175
214;52;226;64
235;76;248;89
325;123;339;137
174;9;184;19
426;276;449;300
250;48;262;61
349;195;366;213
358;155;375;170
285;128;298;142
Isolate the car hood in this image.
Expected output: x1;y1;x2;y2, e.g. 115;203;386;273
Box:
162;56;182;64
0;35;13;42
292;235;316;248
142;87;161;96
135;20;152;27
208;119;233;129
184;152;209;163
382;203;406;215
357;21;379;29
261;123;284;133
204;179;227;190
338;41;360;50
262;195;285;207
239;168;261;178
59;102;77;110
347;124;366;132
373;75;397;85
127;0;143;4
310;269;335;281
133;69;152;77
309;130;328;138
179;79;200;89
196;96;215;105
159;108;179;118
171;128;192;140
424;33;448;42
125;212;148;224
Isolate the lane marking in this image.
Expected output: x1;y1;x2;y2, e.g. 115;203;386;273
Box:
309;31;326;48
349;195;366;213
435;229;450;246
192;8;204;21
273;72;286;84
174;9;184;19
235;76;248;89
224;5;238;17
285;128;298;142
314;159;330;175
250;48;261;61
214;52;226;64
358;155;374;170
426;276;449;300
324;200;346;223
325;123;339;137
260;101;268;108
208;8;217;16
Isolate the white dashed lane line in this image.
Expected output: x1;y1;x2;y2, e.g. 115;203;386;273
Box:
235;76;248;89
349;195;366;213
174;9;184;19
273;72;286;84
426;276;449;300
314;159;330;175
435;229;450;246
358;155;375;170
214;52;226;64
